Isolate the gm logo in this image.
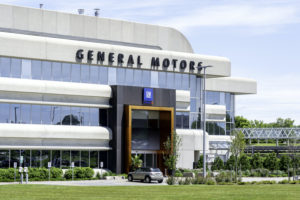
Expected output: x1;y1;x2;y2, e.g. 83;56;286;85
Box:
143;88;153;104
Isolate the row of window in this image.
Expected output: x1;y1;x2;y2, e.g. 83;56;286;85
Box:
0;103;107;126
0;150;108;169
0;57;193;91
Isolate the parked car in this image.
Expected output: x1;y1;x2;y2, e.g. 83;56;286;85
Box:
128;167;164;183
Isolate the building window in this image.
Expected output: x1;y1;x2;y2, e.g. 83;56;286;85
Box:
42;61;52;80
0;57;11;77
11;58;21;78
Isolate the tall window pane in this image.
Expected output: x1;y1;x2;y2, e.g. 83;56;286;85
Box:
125;69;134;85
175;73;182;90
71;64;80;82
0;150;9;168
31;105;41;124
41;105;51;124
99;151;108;168
81;64;90;83
81;151;89;167
0;103;10;123
31;150;41;167
90;151;98;168
51;106;61;125
42;61;52;80
158;72;166;88
52;150;61;168
11;58;21;78
71;107;81;125
10;150;20;167
41;150;50;168
182;74;189;90
52;62;62;81
10;104;20;123
62;63;71;82
133;69;142;86
80;107;90;126
117;68;125;85
31;60;42;80
71;151;80;167
90;66;99;84
21;59;31;79
108;67;116;85
20;104;31;124
150;71;158;88
142;70;150;87
62;150;70;168
61;106;71;125
90;108;99;126
0;57;10;77
99;66;108;84
166;72;174;89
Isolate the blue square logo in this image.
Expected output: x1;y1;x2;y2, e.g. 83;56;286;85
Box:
143;88;153;104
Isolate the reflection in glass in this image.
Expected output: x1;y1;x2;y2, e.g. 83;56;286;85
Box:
0;150;9;168
0;57;10;77
175;73;182;90
133;70;142;86
52;62;61;81
62;151;70;168
158;72;166;88
61;106;71;125
41;105;51;124
31;105;41;124
41;150;50;168
0;103;10;123
80;107;90;126
125;69;134;85
22;150;30;167
166;72;174;89
183;112;189;129
71;151;80;167
10;104;20;123
52;150;61;168
51;106;61;125
142;70;150;87
99;151;107;168
150;71;158;88
21;59;31;79
90;108;99;126
31;60;42;80
31;150;41;167
10;150;20;167
108;67;116;85
117;68;125;85
21;104;31;124
71;107;81;126
11;58;21;78
42;61;52;80
90;151;98;168
182;74;189;90
81;151;89;167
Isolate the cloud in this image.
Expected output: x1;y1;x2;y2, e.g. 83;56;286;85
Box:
156;4;300;31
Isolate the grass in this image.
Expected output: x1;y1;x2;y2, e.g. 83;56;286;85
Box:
0;184;300;200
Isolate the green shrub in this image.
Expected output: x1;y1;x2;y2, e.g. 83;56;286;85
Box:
166;176;176;185
50;168;63;178
28;168;48;180
64;170;73;179
184;178;192;185
211;157;224;171
215;171;233;183
205;178;216;185
73;167;94;179
289;181;297;184
278;180;289;184
0;168;20;181
237;181;247;185
174;169;183;177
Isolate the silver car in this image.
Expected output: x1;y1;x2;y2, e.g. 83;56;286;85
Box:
128;167;164;183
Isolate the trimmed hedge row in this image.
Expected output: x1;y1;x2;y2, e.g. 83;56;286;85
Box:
0;167;94;181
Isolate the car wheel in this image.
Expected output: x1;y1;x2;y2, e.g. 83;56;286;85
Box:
158;180;163;183
145;176;151;183
128;175;133;182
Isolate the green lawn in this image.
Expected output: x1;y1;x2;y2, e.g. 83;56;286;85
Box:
0;184;300;200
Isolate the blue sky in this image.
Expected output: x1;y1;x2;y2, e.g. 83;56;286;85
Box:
2;0;300;124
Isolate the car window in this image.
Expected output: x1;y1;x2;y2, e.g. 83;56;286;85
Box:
150;168;161;172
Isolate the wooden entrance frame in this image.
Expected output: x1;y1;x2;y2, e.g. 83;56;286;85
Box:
125;105;174;173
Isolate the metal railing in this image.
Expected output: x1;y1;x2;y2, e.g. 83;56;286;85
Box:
235;128;300;139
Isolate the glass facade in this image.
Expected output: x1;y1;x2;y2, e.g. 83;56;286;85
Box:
0;103;106;127
0;149;108;169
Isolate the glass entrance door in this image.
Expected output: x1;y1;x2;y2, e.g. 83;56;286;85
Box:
132;152;157;168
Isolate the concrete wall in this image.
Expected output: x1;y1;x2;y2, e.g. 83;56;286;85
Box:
0;4;193;53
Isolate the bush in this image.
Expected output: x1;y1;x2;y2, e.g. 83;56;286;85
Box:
73;167;94;179
279;155;291;172
178;178;192;185
215;171;233;183
205;178;216;185
278;180;289;184
166;176;176;185
211;157;224;171
28;168;48;180
174;169;183;177
264;153;279;171
251;153;264;169
239;155;251;170
0;168;20;181
50;168;63;178
64;170;73;179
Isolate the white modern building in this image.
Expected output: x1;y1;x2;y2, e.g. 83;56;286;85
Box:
0;4;256;173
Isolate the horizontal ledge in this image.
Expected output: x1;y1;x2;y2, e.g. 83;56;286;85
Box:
0;145;112;150
0;99;111;108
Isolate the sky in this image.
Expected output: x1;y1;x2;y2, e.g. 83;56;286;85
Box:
2;0;300;125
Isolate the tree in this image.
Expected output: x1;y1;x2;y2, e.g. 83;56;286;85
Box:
264;152;279;171
251;153;264;169
279;155;291;172
239;154;251;170
131;154;143;171
225;155;236;170
163;131;181;176
234;116;251;128
230;130;245;182
211;157;224;171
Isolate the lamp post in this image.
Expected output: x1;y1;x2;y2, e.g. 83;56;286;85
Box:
197;65;212;178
